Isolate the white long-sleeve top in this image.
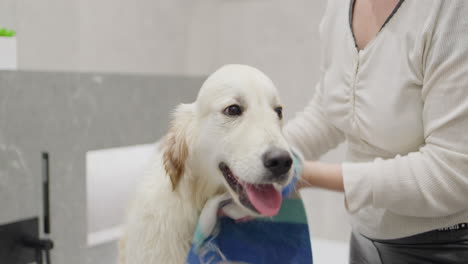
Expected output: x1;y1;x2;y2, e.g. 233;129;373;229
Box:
285;0;468;239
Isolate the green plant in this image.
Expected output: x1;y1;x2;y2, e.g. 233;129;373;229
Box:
0;28;16;37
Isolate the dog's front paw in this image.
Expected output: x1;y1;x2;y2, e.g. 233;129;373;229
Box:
221;202;255;220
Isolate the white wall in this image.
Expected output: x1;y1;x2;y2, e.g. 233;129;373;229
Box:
186;0;323;117
17;0;80;71
78;0;191;74
3;0;326;118
0;0;80;71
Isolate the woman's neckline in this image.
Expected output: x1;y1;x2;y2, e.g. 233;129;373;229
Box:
348;0;405;52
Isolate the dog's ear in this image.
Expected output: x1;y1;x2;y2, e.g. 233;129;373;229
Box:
163;104;194;190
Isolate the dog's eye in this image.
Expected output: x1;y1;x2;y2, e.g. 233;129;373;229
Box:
274;106;283;120
224;105;243;116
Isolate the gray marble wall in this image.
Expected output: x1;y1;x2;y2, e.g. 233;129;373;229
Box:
0;71;202;264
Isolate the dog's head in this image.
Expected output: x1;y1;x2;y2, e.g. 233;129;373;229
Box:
163;65;293;217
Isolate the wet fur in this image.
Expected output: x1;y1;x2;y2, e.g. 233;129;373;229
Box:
119;65;292;264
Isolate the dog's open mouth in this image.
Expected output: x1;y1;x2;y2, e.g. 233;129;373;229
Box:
219;162;282;217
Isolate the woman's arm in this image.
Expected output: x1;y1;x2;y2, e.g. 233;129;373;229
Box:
299;161;344;192
284;81;345;161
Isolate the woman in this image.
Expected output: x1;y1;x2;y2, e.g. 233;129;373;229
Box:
285;0;468;262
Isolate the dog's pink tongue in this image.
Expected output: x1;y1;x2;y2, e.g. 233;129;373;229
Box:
244;184;282;217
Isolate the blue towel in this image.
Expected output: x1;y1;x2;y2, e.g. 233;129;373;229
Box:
186;152;312;264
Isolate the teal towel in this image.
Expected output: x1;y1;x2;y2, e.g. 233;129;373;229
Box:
186;150;312;264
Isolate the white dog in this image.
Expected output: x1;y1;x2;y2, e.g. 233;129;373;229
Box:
119;65;295;264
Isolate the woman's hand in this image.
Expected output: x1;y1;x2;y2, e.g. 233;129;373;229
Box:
297;161;344;192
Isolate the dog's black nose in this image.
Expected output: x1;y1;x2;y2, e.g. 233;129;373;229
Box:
263;148;293;176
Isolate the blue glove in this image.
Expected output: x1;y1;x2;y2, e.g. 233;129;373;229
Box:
281;149;303;197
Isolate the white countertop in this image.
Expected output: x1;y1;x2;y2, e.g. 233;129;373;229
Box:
312;238;349;264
